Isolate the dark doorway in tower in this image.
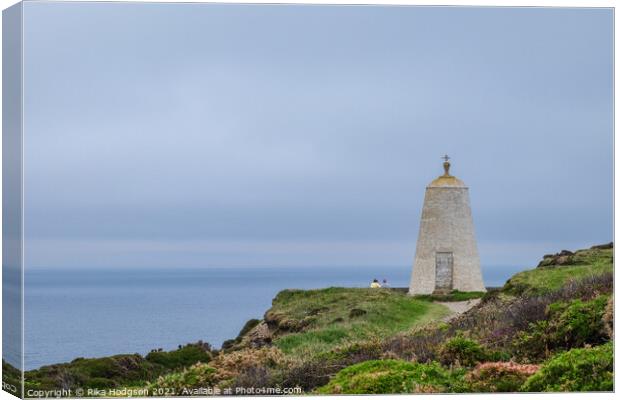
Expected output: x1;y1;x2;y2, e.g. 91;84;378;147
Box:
434;252;453;294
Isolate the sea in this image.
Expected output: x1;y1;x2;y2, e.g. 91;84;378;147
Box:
22;265;523;370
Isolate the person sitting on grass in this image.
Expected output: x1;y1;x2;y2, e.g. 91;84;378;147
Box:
370;278;382;288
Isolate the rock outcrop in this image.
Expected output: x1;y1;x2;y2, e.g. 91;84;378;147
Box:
537;250;576;268
537;243;613;268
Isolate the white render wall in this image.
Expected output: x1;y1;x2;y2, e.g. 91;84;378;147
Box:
408;184;486;295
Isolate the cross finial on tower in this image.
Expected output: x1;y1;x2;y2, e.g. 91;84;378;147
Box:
442;154;451;176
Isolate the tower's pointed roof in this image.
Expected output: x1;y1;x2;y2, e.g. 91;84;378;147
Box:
428;155;466;188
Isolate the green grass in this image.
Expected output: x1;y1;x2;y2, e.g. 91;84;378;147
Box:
502;248;613;296
413;290;486;302
316;359;455;394
269;287;450;356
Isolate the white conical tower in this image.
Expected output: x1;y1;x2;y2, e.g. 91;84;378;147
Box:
409;156;485;295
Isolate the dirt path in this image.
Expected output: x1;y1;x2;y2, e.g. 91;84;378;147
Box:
437;299;481;321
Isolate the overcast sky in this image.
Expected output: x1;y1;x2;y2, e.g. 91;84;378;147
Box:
23;3;612;271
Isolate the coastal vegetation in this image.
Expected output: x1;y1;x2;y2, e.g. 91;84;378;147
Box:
2;244;613;395
316;360;454;394
16;343;213;392
521;342;613;392
265;287;450;357
412;290;486;302
2;360;21;396
503;244;613;295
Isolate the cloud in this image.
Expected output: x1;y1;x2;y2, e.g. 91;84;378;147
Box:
22;4;612;269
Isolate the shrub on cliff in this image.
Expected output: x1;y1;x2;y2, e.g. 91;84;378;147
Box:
549;295;610;347
316;360;452;394
512;295;609;361
458;362;540;392
2;360;21;395
145;343;212;370
602;295;613;338
279;358;331;391
521;342;613;392
382;323;451;363
25;345;214;391
149;363;217;392
438;334;505;367
277;337;391;392
317;338;385;363
209;347;288;385
221;347;300;391
25;354;166;390
450;270;613;353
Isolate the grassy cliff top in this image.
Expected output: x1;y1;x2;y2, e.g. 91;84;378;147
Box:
266;287;451;358
502;246;613;296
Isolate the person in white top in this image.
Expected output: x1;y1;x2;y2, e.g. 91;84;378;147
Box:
370;279;382;288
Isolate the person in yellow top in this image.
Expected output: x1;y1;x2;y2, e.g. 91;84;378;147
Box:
370;279;382;288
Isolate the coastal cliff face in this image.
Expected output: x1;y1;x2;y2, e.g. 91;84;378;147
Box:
3;244;613;395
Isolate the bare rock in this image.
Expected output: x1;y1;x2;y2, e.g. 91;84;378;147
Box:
247;322;273;348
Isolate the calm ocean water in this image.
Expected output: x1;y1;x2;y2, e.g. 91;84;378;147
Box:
23;265;522;370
